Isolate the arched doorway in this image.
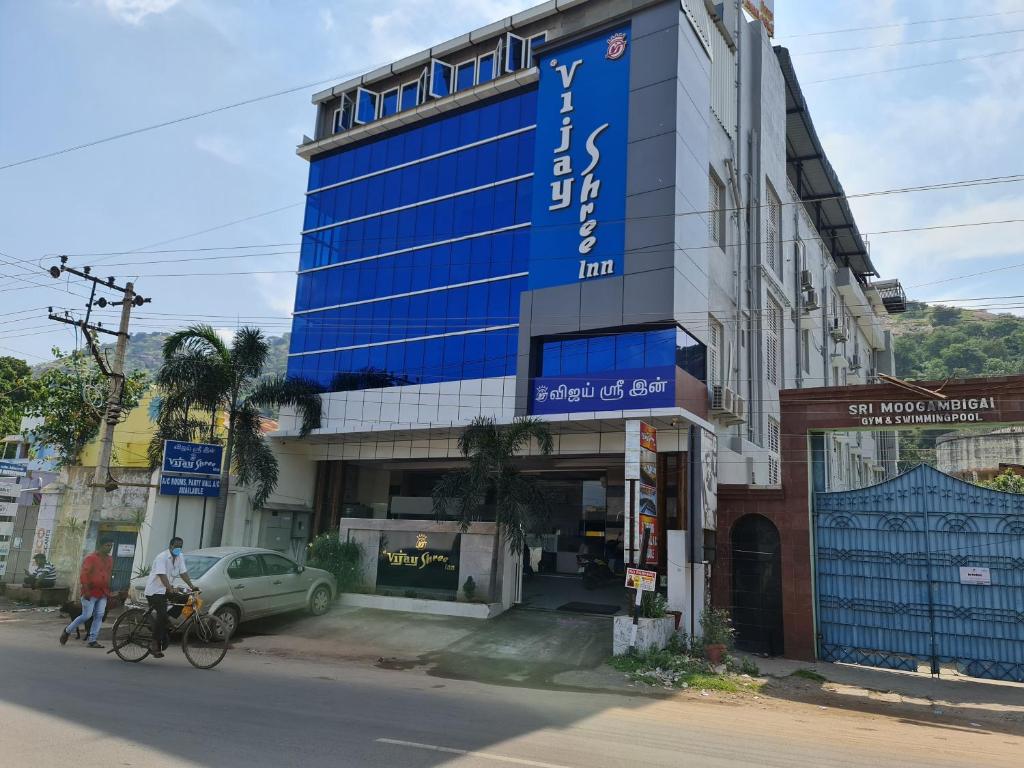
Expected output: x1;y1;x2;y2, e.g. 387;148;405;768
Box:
731;514;784;656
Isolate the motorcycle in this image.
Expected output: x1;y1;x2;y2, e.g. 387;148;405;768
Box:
577;553;621;590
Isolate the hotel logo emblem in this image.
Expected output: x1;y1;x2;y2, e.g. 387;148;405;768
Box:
605;32;627;60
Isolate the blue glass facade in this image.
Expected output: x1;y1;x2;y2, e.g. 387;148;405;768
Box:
538;328;706;383
289;90;537;389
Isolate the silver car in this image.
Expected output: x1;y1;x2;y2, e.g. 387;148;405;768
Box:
130;546;336;638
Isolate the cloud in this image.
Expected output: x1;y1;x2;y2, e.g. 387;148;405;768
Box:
194;134;245;165
252;272;296;317
320;8;336;33
99;0;182;25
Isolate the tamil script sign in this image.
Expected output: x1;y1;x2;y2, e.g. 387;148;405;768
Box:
848;397;999;427
530;367;675;415
527;24;631;290
159;475;221;497
162;441;223;476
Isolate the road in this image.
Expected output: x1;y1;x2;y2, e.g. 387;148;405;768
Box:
1;619;1021;768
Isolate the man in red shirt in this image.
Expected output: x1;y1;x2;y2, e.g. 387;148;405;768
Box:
60;539;114;649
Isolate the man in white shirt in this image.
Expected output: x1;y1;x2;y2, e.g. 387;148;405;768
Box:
143;536;198;658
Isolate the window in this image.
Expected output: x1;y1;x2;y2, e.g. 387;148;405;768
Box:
354;87;378;124
537;326;705;382
709;171;725;249
477;51;496;83
429;59;454;98
380;88;399;118
766;183;782;274
766;297;781;386
526;32;547;65
333;94;354;133
260;554;297;576
455;60;476;92
767;417;780;486
801;329;811;375
708;317;723;387
400;80;420;111
227;555;262;579
505;32;525;72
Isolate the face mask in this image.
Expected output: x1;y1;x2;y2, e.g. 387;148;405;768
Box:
171;547;182;557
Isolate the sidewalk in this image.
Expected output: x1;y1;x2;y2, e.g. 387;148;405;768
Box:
750;654;1024;728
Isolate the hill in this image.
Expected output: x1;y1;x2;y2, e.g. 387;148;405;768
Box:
890;302;1024;380
33;331;291;380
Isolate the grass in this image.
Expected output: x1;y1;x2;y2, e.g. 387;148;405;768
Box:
791;668;827;683
608;642;763;693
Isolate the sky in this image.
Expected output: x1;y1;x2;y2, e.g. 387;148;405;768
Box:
1;0;1023;365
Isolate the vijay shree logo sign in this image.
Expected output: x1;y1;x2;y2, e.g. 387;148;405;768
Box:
161;440;224;476
527;26;631;290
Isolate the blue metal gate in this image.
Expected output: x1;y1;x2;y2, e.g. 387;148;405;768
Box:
814;464;1024;682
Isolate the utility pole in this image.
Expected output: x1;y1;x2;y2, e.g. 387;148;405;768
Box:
47;256;150;520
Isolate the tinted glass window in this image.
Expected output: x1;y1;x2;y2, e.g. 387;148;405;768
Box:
260;554;297;576
400;82;419;111
227;555;262;579
478;53;495;83
182;556;220;580
455;61;475;91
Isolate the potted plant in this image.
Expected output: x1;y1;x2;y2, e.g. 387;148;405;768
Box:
700;607;735;665
613;592;677;655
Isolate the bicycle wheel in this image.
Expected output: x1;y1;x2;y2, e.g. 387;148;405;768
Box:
182;613;229;670
112;608;153;663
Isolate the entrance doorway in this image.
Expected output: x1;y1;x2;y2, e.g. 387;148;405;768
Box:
100;528;139;592
519;474;630;615
731;514;783;655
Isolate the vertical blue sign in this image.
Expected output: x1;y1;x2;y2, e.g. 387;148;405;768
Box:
528;25;631;290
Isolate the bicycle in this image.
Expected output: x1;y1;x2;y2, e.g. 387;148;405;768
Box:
110;590;229;670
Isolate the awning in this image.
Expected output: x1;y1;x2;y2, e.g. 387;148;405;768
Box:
775;47;878;278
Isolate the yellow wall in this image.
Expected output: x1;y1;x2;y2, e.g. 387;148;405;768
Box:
78;392;158;468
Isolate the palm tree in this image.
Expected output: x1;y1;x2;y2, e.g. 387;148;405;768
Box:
432;416;554;601
151;325;322;544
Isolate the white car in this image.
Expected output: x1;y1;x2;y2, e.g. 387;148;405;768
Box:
130;546;336;638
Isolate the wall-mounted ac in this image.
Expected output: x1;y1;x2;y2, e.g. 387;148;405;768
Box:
800;269;814;290
803;288;819;312
830;317;848;342
710;384;746;426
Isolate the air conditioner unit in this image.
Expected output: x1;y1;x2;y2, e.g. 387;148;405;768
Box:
710;384;746;426
801;269;814;290
830;318;848;342
803;288;819;312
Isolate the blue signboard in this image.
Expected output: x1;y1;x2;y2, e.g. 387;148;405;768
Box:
528;25;631;290
0;460;28;475
159;474;221;498
162;441;223;477
530;366;675;415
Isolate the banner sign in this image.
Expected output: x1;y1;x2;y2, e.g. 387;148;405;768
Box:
0;460;28;475
0;500;17;517
377;532;461;593
959;566;991;586
527;24;631;290
531;366;675;415
625;567;657;591
162;441;223;476
159;475;221;497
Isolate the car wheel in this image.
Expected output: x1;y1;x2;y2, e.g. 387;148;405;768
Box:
214;606;240;639
309;585;332;616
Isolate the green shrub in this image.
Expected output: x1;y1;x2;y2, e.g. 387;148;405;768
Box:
739;656;760;676
639;591;668;619
307;534;363;593
700;607;735;647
